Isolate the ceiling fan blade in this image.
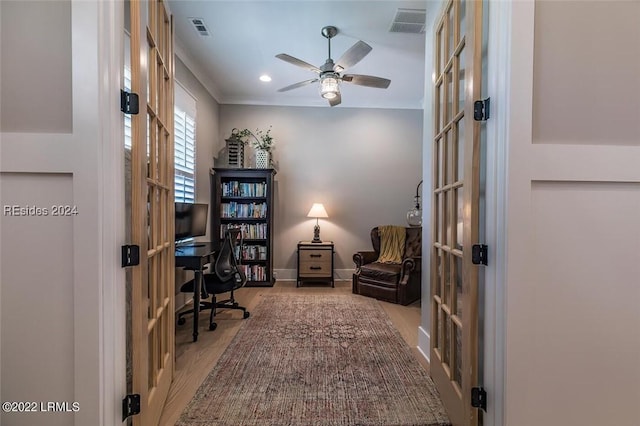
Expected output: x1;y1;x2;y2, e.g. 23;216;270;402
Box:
328;93;342;107
277;78;319;92
342;74;391;89
275;53;321;73
334;41;372;71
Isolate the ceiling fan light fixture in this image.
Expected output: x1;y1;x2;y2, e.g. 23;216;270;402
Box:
320;74;340;100
275;25;389;106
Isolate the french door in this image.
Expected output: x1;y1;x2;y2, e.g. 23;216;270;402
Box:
129;0;175;424
429;0;483;425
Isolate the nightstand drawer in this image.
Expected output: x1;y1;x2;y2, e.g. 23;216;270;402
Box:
299;249;332;263
299;261;331;276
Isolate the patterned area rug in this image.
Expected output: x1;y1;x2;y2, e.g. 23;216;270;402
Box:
177;294;451;426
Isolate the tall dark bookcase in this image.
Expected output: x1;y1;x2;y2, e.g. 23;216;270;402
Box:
210;168;276;287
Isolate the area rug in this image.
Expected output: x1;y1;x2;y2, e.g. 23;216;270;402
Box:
176;294;451;426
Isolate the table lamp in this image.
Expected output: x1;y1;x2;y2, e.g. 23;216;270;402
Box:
307;203;328;243
406;180;423;227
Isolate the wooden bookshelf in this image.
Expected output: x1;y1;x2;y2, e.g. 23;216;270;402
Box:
210;168;276;287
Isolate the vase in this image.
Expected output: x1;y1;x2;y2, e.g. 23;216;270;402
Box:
255;149;270;168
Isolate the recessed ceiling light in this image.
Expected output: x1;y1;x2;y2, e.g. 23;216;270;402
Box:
259;75;272;82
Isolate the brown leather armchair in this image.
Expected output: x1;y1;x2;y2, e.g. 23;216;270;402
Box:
352;226;421;305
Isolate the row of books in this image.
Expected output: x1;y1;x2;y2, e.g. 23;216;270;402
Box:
241;244;267;261
220;202;267;218
232;245;267;261
220;223;267;240
221;181;267;197
239;264;267;282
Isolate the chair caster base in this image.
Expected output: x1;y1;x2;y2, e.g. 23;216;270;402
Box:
177;317;186;326
209;322;217;331
243;311;250;319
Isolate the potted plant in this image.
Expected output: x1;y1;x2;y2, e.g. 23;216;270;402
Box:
237;126;274;168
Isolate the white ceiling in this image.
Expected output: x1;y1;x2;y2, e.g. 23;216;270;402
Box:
168;1;429;109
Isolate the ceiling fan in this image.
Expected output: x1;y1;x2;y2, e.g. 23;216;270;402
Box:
275;26;391;107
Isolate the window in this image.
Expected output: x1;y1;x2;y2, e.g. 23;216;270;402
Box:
174;83;197;203
124;66;132;149
173;109;196;202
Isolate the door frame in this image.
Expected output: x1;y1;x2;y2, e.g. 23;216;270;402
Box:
94;0;519;424
95;1;128;425
71;1;127;425
480;1;514;425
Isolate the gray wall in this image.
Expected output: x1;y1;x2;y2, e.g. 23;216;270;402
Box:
0;0;72;132
174;56;220;307
175;56;220;219
219;104;423;279
532;1;640;145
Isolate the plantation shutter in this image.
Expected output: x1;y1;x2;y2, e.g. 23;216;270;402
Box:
124;66;133;149
174;82;197;203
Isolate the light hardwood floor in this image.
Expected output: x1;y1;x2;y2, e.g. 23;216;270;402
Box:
158;280;428;425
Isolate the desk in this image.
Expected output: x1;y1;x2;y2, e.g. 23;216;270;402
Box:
175;242;216;342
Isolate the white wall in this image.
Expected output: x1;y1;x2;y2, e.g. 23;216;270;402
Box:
417;0;441;363
219;104;423;280
1;1;124;425
503;2;640;425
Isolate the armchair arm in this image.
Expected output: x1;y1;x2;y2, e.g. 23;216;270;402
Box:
397;255;422;305
400;256;421;284
353;251;378;271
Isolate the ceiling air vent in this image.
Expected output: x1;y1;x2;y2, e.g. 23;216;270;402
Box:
189;17;210;37
389;8;426;34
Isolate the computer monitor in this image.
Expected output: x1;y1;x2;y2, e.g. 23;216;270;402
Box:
175;202;208;242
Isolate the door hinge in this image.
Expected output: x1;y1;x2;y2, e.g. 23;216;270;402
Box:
121;245;140;267
471;387;487;411
472;244;488;266
474;98;490;121
120;89;139;114
122;394;140;421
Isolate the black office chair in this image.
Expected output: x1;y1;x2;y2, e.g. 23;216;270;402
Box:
177;228;250;331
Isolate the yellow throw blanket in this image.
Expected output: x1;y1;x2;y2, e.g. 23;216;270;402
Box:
377;225;406;264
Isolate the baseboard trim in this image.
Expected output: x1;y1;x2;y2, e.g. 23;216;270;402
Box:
175;295;193;312
417;326;430;364
175;269;355;311
274;268;354;281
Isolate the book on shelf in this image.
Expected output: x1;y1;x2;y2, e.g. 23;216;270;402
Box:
221;181;267;197
220;201;267;218
238;264;267;281
240;244;268;261
220;223;267;240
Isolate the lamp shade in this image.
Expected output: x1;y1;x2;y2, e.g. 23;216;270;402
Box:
307;203;328;218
